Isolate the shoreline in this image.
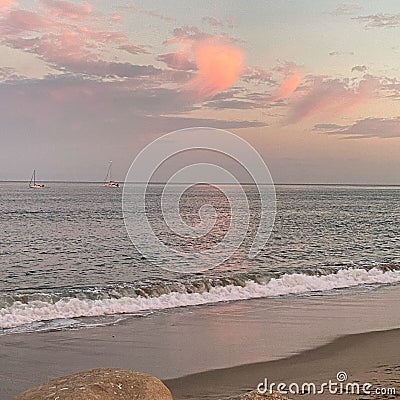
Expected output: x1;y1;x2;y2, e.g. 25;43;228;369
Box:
166;328;400;399
1;286;400;399
4;328;400;399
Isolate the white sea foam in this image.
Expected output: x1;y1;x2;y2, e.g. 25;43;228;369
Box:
1;267;400;330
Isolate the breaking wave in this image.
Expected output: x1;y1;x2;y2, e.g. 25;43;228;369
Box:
1;264;400;331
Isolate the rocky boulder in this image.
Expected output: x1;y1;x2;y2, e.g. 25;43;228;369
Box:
12;368;173;400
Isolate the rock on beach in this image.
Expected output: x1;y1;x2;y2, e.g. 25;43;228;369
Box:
12;368;174;400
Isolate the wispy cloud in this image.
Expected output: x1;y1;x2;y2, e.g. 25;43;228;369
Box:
374;75;400;100
202;16;224;28
241;66;273;84
59;60;160;78
0;66;21;80
314;117;400;138
313;123;343;130
331;3;362;16
329;51;354;56
204;99;256;110
119;43;149;55
351;65;367;73
157;52;196;71
353;13;400;28
139;8;174;22
118;4;174;22
166;25;203;42
287;77;379;123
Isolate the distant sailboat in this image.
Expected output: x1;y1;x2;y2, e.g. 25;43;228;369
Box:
104;161;119;188
29;169;45;189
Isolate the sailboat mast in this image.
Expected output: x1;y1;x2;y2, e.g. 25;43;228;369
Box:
109;161;112;182
104;162;112;183
28;168;44;188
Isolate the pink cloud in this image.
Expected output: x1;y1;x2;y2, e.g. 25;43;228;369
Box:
0;10;54;34
75;26;126;46
111;13;121;24
287;77;379;123
39;0;92;20
185;38;243;99
0;0;17;14
35;31;93;62
164;27;243;99
0;3;151;77
271;70;303;101
10;27;152;76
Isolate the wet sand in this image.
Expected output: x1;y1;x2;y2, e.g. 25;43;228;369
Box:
166;328;400;399
1;285;399;399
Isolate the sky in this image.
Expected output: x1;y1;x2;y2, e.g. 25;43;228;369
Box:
0;0;399;183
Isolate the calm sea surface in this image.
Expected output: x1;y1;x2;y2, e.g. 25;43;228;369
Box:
1;183;399;332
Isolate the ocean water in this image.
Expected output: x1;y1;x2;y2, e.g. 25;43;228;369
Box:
1;182;399;333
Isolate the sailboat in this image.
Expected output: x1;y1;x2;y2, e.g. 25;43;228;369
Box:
29;169;45;189
104;161;119;188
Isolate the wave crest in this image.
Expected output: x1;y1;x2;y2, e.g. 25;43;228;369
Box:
1;265;400;331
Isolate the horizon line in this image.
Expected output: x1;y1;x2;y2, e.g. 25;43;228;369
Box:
1;180;400;187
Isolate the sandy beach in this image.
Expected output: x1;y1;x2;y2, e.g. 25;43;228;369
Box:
167;328;400;399
1;285;399;399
